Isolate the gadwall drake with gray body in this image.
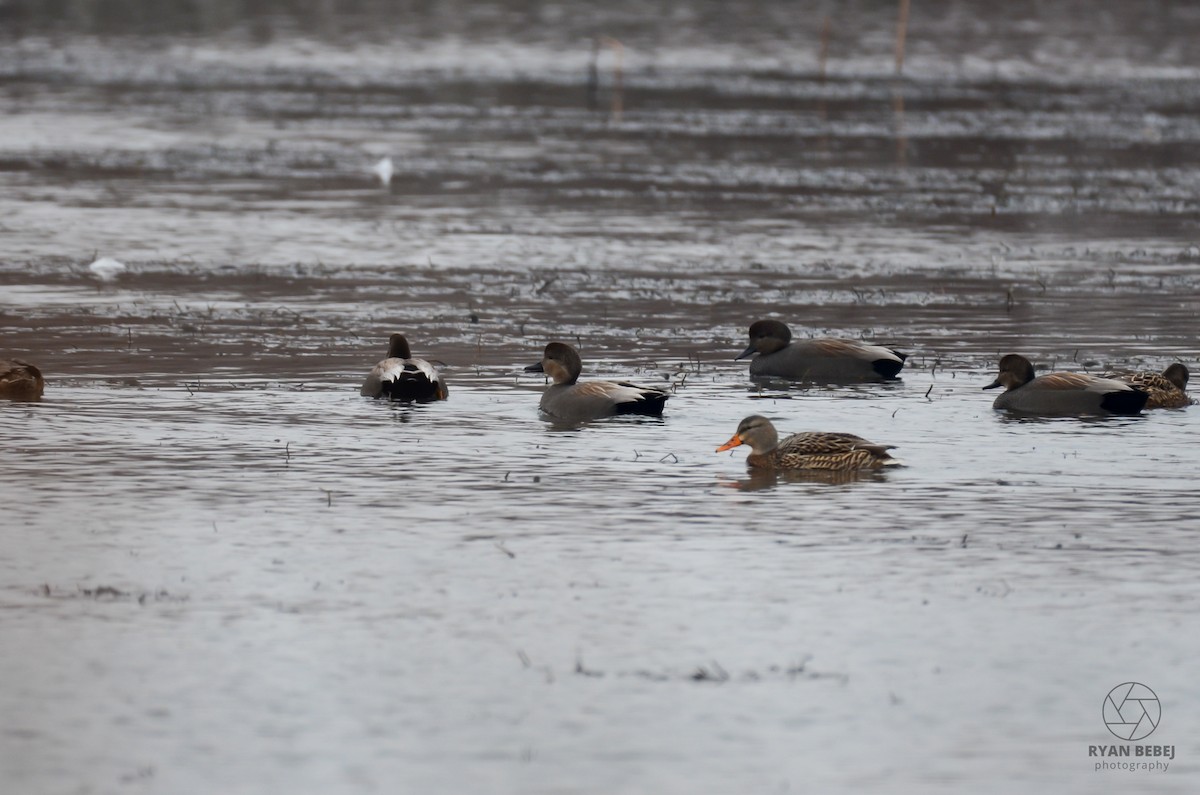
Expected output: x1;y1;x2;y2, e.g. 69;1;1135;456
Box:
737;320;906;381
984;354;1146;415
0;359;44;400
361;334;448;402
716;415;899;471
525;342;668;421
1103;363;1190;409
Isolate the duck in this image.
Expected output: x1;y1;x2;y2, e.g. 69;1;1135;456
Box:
1103;363;1190;409
525;342;668;421
983;354;1147;415
0;359;45;400
360;334;448;402
716;415;900;471
736;320;906;381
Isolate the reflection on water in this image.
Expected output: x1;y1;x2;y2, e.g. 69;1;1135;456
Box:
720;466;893;492
3;2;1200;793
991;411;1149;428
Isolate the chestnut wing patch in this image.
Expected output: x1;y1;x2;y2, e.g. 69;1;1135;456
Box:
1036;372;1097;390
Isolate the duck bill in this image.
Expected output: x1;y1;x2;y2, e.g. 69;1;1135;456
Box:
524;361;545;373
982;378;1002;390
734;343;757;361
715;435;744;452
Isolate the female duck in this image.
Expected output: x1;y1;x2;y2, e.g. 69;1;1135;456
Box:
1104;363;1190;409
361;334;448;402
716;415;899;471
736;320;906;381
525;342;668;421
0;359;44;400
983;354;1146;415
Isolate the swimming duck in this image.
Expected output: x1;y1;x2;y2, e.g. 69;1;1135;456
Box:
0;359;44;400
1103;363;1190;409
983;354;1146;415
360;334;448;402
716;415;900;471
736;320;906;381
525;342;668;421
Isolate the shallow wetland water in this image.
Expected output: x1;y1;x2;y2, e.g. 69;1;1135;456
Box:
2;2;1200;792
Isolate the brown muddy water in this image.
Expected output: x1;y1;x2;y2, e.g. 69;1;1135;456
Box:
2;2;1200;793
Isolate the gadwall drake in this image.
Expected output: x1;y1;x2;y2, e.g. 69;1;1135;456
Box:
0;359;44;401
1103;363;1190;409
736;320;907;381
984;354;1146;415
716;415;899;471
525;342;668;421
360;334;448;402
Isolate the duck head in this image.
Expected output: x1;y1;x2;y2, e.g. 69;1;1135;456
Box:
1164;362;1189;390
386;334;413;359
983;354;1036;391
716;415;780;455
525;342;582;385
736;320;792;360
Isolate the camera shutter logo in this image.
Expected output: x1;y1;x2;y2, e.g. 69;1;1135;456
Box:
1103;683;1160;741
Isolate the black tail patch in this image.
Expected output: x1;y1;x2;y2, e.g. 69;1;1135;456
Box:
614;390;669;417
872;351;907;379
381;374;444;403
1101;388;1148;415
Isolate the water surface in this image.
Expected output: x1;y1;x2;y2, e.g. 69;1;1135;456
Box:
2;2;1199;792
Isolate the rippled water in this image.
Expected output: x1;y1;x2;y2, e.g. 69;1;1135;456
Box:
2;2;1200;792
